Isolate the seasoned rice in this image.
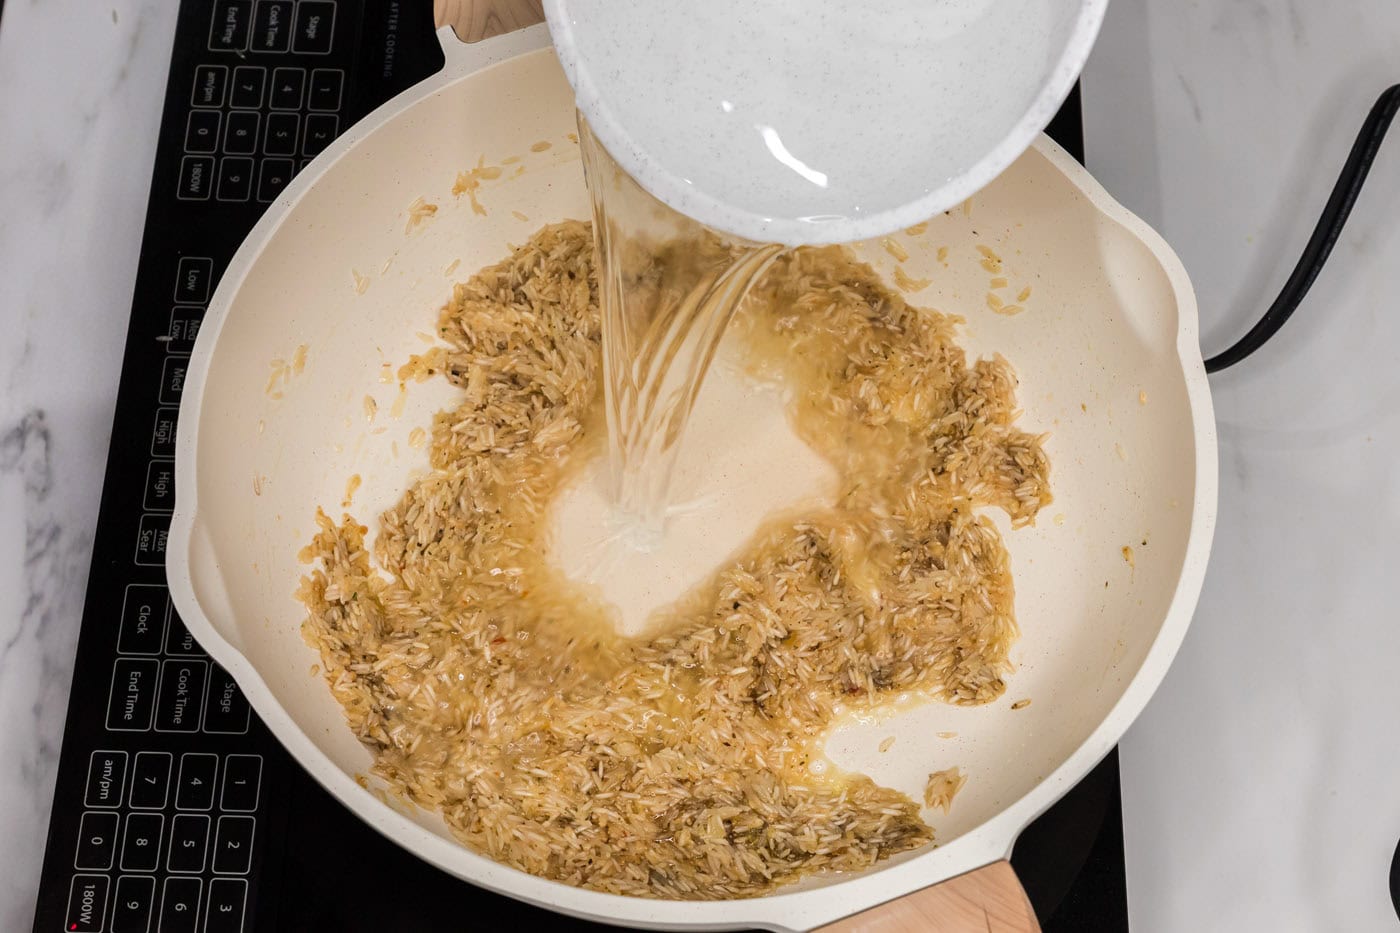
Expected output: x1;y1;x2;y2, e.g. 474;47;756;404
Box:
298;221;1051;899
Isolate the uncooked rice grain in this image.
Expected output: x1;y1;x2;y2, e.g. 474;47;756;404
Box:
405;197;438;233
892;265;931;293
882;237;909;262
924;767;967;813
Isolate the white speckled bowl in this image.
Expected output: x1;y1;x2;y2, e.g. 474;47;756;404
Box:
547;0;1109;245
167;27;1216;932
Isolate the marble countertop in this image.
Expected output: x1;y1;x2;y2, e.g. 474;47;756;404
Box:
1;2;183;929
2;1;1399;930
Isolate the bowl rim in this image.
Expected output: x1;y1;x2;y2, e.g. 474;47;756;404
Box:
544;0;1110;246
166;42;1216;933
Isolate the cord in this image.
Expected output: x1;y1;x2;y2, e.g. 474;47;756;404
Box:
1203;84;1400;373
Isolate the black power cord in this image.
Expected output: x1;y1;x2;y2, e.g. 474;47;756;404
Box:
1204;84;1400;373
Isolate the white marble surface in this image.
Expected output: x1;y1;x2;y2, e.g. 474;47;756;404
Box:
0;2;178;930
2;0;1399;930
1084;2;1400;931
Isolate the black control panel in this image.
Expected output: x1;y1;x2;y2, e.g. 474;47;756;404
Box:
32;3;441;930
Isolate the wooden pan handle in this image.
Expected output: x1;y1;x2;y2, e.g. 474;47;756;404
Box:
814;861;1040;933
434;0;545;43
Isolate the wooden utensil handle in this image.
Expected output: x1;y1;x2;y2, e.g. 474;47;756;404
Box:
814;861;1040;933
434;0;545;43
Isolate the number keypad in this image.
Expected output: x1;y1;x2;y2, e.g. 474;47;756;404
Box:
181;50;346;203
66;752;264;930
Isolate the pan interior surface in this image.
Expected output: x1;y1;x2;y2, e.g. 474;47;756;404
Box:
169;46;1212;931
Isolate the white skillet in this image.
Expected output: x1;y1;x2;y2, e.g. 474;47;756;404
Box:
166;7;1216;930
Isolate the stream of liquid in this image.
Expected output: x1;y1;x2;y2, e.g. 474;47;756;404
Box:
578;117;785;542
